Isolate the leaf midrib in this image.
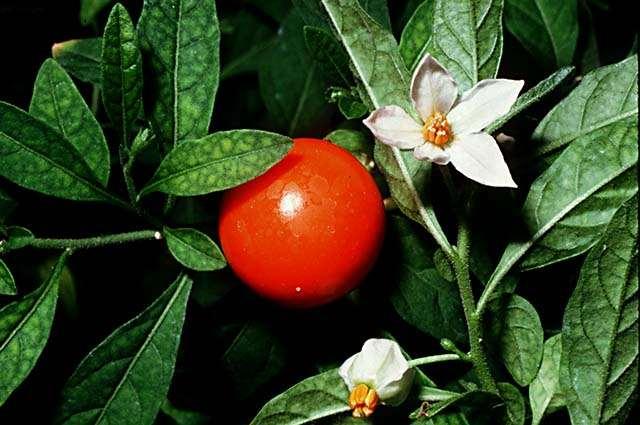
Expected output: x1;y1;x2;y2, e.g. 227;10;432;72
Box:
92;277;188;425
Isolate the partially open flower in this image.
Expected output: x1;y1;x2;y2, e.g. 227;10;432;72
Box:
363;54;524;188
339;339;415;417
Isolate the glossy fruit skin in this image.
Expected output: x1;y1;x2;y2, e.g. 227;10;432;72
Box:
219;138;385;308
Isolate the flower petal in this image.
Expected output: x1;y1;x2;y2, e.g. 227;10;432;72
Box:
358;339;412;400
449;133;517;188
410;54;458;120
363;106;423;149
413;143;450;165
338;353;360;390
447;79;524;135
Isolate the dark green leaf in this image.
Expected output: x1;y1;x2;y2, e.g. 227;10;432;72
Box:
424;0;504;91
389;215;467;344
325;129;371;158
56;274;193;425
337;95;368;120
0;252;67;405
246;0;291;22
220;11;276;80
504;0;578;70
497;382;525;425
0;259;16;296
399;0;436;71
29;59;110;186
488;295;544;386
303;26;353;88
164;227;226;271
222;321;286;399
0;188;16;223
423;389;500;419
250;369;350;425
138;0;220;147
320;0;452;256
259;11;332;137
160;399;210;425
102;3;143;147
485;67;575;134
489;60;638;284
80;0;115;26
139;130;292;197
560;197;638;425
0;102;117;203
52;38;103;85
532;56;638;158
529;335;564;425
0;226;34;254
359;0;392;30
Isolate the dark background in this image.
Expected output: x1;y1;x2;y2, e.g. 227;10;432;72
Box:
0;1;637;424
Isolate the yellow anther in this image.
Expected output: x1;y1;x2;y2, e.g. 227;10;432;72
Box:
348;383;379;418
422;112;452;146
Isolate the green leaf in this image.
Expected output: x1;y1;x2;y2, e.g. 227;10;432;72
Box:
529;335;564;425
488;295;544;386
138;0;220;147
0;260;16;296
250;369;350;425
164;227;226;271
160;399;210;425
259;11;332;137
102;3;143;147
220;11;276;80
504;0;578;70
399;0;436;72
222;321;286;399
303;25;353;89
532;56;638;158
246;0;291;22
497;382;525;425
488;61;638;284
0;226;34;254
139;130;292;197
359;0;392;30
325;129;371;158
485;66;575;134
320;0;453;256
56;274;193;425
80;0;115;26
0;188;16;223
29;59;110;186
52;38;103;86
422;388;500;418
560;197;638;425
0;102;118;203
424;0;504;91
389;215;467;344
0;252;67;405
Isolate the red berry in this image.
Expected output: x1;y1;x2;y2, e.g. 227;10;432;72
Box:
219;138;385;308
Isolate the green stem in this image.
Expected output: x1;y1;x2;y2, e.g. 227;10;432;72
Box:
407;354;463;368
453;220;498;393
13;230;161;252
90;85;101;116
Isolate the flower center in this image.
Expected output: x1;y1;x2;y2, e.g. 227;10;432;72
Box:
348;383;379;418
422;112;452;146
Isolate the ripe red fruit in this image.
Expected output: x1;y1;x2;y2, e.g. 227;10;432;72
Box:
219;138;385;308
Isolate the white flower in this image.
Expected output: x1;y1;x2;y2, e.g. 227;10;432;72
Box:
363;54;524;188
339;338;415;417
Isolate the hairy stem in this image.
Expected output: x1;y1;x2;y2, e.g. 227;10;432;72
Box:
119;145;138;206
5;230;161;252
407;353;463;368
453;220;498;393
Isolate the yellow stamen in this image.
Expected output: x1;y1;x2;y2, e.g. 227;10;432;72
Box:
422;112;452;146
348;383;379;418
